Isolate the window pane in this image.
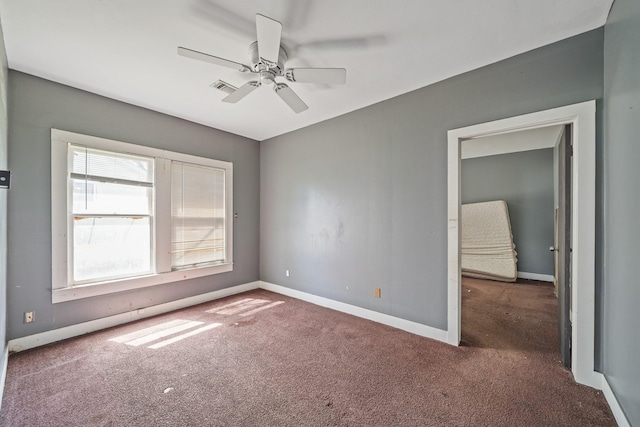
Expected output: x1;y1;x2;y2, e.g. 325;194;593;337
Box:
171;162;225;269
73;216;152;283
72;179;152;215
71;145;153;183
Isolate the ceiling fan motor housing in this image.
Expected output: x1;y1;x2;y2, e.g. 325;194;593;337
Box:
249;41;287;74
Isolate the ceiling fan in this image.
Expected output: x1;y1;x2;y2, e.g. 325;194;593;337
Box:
178;13;347;113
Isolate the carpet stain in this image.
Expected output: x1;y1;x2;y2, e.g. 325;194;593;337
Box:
231;318;256;327
89;414;106;423
318;393;334;408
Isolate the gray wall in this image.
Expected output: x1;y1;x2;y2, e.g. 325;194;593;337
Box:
603;0;640;423
0;16;8;380
462;149;555;276
261;29;603;331
7;71;260;340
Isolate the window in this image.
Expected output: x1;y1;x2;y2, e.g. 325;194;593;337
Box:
52;130;233;303
70;145;154;284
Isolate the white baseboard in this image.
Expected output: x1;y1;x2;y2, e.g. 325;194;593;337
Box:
259;281;448;343
9;279;449;353
517;271;555;282
8;281;260;353
261;281;630;425
599;373;631;427
5;279;627;426
0;347;8;413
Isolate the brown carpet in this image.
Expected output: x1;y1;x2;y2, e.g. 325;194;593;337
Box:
1;280;615;426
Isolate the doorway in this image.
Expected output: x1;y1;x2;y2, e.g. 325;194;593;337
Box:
459;132;560;355
446;101;599;388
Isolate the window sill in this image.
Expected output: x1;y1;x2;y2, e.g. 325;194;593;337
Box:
52;263;233;303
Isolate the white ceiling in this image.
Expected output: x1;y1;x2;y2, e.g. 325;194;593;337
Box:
0;0;612;141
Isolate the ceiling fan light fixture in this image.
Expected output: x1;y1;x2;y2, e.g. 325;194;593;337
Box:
259;70;276;85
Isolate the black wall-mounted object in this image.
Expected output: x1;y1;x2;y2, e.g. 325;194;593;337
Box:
0;170;10;189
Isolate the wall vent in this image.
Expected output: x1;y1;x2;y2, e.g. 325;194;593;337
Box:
210;80;237;95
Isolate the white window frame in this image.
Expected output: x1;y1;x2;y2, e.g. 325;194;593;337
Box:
51;129;233;303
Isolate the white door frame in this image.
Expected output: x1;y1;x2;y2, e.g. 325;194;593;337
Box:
446;100;599;388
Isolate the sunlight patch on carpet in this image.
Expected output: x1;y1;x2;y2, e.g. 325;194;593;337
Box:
108;319;194;343
207;298;285;316
109;319;221;349
239;301;284;317
148;323;222;349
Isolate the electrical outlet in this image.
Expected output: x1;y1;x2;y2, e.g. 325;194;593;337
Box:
285;269;290;277
374;288;381;298
24;311;34;323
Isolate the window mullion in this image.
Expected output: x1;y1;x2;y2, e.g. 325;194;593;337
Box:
155;157;172;273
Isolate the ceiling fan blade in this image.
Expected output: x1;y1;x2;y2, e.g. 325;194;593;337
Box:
222;81;260;103
273;83;308;113
285;68;347;85
178;47;251;72
255;14;282;66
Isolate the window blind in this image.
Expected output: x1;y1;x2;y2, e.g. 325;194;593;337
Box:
171;161;226;269
71;145;153;184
